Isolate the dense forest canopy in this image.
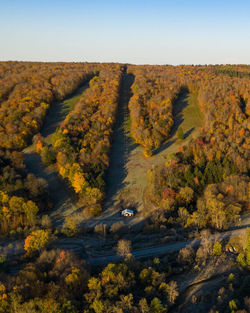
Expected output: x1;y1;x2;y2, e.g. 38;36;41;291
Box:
51;64;123;214
0;62;249;313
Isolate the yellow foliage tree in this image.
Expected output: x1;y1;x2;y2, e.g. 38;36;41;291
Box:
24;229;50;255
72;172;88;193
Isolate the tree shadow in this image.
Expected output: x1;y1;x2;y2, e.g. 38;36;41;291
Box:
153;139;176;155
153;88;190;156
104;70;136;208
184;127;195;139
240;96;248;118
170;88;190;138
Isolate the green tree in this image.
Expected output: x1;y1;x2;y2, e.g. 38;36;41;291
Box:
90;299;104;313
227;273;234;284
0;255;6;265
237;253;246;267
139;298;149;313
149;298;167;313
65;267;84;293
177;127;184;140
213;241;222;256
229;299;237;312
41;146;56;166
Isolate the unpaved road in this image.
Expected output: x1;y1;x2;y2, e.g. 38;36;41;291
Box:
2;218;249;266
88;224;249;265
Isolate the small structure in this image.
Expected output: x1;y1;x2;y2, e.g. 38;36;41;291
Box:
226;246;238;255
121;209;134;217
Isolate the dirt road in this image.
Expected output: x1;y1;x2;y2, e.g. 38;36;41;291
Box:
88;225;249;265
3;221;249;266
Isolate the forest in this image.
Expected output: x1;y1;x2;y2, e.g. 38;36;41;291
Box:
0;62;249;313
143;65;249;231
51;64;122;214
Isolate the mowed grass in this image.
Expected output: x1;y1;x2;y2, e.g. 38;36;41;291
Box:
44;84;88;145
23;84;88;153
61;86;85;115
178;92;203;137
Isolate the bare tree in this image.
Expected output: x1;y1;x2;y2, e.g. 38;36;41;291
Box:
166;280;179;304
94;223;107;237
41;215;52;229
200;229;212;255
178;245;195;265
116;240;132;258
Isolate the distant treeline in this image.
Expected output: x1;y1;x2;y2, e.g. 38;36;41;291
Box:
212;65;250;78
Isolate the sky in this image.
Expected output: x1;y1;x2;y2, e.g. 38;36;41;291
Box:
0;0;250;65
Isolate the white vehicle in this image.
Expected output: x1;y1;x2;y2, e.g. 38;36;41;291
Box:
121;209;134;217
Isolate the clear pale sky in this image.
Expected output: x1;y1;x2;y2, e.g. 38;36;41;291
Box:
1;0;249;64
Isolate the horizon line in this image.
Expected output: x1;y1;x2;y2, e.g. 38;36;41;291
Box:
0;59;249;66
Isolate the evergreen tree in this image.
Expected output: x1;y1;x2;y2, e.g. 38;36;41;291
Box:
177;127;184;140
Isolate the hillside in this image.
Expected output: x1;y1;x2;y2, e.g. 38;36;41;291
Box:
0;62;249;313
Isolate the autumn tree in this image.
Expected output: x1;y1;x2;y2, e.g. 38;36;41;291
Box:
213;241;222;256
51;66;123;209
24;229;50;255
149;298;167;313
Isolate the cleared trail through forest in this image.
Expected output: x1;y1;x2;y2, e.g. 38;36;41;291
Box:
102;89;204;216
40;83;88;143
126;90;203;210
23;83;90;226
103;72;136;208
